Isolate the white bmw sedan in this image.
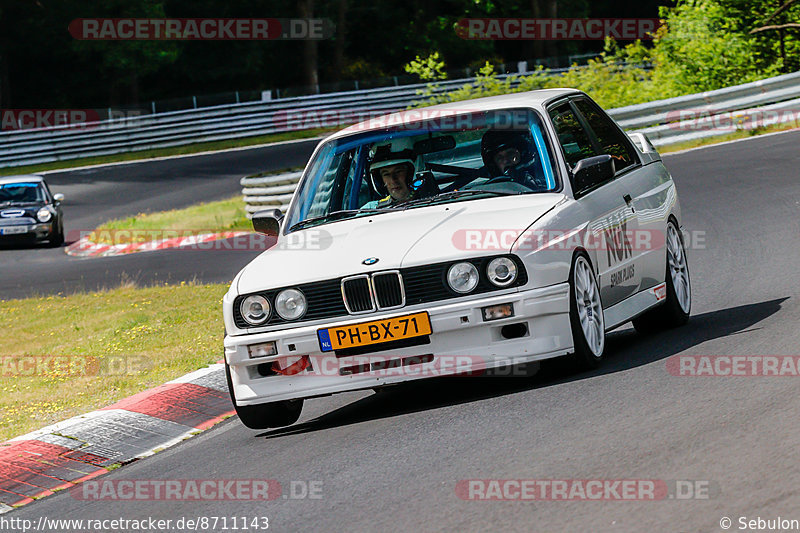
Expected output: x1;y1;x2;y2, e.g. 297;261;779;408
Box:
223;89;691;428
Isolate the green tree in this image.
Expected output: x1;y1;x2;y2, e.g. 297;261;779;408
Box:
730;0;800;73
650;0;782;93
404;52;447;81
71;0;180;105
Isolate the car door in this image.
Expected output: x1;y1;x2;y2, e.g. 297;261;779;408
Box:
571;97;667;294
547;99;641;306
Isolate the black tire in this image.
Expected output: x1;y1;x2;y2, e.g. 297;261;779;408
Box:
567;253;606;370
48;220;64;247
47;217;64;248
224;361;303;429
632;220;691;333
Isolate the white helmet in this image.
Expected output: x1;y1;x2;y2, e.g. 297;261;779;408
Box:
368;138;416;195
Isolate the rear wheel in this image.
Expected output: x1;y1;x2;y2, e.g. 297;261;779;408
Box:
224;361;303;429
632;220;691;333
568;254;605;369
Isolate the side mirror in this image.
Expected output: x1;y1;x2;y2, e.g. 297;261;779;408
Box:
571;155;615;195
251;208;283;237
628;132;657;154
53;193;64;203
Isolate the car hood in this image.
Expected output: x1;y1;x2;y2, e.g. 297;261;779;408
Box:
236;194;564;294
0;204;42;218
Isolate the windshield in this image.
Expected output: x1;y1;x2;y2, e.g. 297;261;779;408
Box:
285;108;559;232
0;182;46;205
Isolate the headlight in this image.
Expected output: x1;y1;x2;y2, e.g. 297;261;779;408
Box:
486;257;518;287
275;288;307;320
240;295;271;325
447;262;479;294
37;208;52;222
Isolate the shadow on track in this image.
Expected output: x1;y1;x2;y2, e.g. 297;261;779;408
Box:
258;298;787;439
0;239;64;251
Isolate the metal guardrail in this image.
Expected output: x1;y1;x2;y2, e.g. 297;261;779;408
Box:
4;68;800;169
241;172;303;215
612;70;800;144
0;64;659;168
0;71;564;168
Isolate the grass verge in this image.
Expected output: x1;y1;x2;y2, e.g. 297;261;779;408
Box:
90;196;252;245
0;127;333;177
0;282;229;442
88;167;304;245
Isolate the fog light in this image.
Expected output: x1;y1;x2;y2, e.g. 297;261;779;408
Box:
482;303;514;321
248;341;278;359
500;323;528;339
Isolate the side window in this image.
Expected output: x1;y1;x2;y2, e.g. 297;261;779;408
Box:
548;103;596;169
573;99;637;172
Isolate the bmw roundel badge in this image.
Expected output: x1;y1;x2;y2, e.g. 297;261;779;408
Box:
362;257;379;265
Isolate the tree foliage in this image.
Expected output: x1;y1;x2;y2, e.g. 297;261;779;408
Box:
404;52;447;81
408;0;800;110
1;0;797;109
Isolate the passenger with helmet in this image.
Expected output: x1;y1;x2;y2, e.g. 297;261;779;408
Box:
362;139;417;209
480;129;548;190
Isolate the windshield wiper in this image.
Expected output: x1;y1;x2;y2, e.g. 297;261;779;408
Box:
387;189;517;210
288;208;383;232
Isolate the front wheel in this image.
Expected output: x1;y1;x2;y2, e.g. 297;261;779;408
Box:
632;220;691;333
568;254;605;369
48;221;64;247
224;361;303;429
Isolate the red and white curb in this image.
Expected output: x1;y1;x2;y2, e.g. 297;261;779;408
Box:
0;364;233;512
65;231;251;258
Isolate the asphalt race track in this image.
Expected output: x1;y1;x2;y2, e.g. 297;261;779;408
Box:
7;130;800;531
0;139;318;299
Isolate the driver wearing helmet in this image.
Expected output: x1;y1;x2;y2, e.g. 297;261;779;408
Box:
480;129;548;190
362;139;417;209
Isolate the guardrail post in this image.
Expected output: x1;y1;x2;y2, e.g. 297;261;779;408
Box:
193;96;198;109
151;101;156;114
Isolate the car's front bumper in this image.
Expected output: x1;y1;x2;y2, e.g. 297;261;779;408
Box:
0;222;52;240
224;283;573;405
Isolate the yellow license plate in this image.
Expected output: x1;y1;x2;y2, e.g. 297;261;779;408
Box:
317;312;432;352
